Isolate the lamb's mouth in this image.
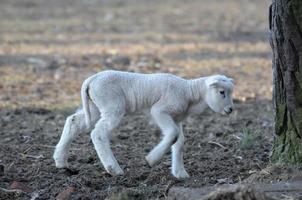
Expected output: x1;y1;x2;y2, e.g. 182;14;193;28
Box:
224;109;232;115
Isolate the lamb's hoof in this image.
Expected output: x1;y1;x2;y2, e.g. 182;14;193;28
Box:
105;165;124;176
145;157;153;168
53;151;68;168
54;154;68;168
54;160;69;168
145;159;152;168
172;169;190;179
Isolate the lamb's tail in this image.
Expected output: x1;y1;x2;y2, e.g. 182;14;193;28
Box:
81;75;96;127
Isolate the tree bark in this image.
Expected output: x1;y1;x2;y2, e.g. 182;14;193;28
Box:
270;0;302;164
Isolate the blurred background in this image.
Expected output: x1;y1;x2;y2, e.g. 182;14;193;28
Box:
0;0;275;199
0;0;271;109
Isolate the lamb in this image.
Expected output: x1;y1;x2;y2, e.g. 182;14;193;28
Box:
53;70;234;179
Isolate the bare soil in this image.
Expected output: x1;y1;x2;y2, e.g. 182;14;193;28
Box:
0;100;273;199
0;0;295;199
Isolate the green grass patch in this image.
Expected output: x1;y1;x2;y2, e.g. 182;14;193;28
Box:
239;128;263;150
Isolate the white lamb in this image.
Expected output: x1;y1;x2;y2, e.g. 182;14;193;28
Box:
53;70;234;179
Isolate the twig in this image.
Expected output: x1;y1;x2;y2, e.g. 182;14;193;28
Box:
208;141;227;149
232;134;241;140
35;144;56;149
255;163;262;170
19;154;45;159
23;146;33;154
233;155;243;160
7;162;15;171
163;180;172;199
0;187;24;193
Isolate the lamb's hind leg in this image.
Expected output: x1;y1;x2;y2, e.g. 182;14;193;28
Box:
53;103;99;168
90;109;125;176
171;123;189;178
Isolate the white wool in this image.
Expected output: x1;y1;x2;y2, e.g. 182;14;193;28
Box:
54;70;234;179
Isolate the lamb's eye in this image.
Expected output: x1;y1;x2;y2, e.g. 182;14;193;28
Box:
220;91;225;97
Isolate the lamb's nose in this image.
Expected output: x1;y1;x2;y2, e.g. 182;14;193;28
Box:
229;107;233;113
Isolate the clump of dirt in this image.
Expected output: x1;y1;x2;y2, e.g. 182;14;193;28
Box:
200;185;276;200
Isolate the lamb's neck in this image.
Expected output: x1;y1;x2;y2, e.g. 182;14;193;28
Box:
188;77;207;103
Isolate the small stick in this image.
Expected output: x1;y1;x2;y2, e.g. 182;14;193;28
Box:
208;141;227;149
233;155;243;160
163;180;172;199
0;187;24;193
232;134;241;140
33;144;56;149
23;146;33;154
19;154;45;159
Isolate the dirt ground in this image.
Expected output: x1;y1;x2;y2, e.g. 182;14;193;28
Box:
0;0;288;199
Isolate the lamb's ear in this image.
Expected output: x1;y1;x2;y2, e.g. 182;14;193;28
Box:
206;78;219;88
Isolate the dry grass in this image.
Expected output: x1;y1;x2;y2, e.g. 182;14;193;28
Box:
0;0;272;109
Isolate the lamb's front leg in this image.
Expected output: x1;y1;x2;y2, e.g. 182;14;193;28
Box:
146;106;179;167
171;123;189;178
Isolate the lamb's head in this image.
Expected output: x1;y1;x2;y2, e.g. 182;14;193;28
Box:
204;75;234;115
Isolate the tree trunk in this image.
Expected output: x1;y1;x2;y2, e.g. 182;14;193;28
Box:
270;0;302;164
